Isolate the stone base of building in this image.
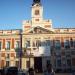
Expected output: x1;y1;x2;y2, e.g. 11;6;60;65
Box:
22;56;50;72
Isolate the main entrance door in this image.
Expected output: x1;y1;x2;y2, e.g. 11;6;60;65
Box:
34;57;42;73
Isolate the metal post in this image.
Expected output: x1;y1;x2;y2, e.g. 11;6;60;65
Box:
19;33;22;69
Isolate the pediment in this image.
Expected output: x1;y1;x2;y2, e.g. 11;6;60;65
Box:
27;26;54;34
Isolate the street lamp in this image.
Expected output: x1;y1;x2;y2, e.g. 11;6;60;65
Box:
23;41;34;69
24;42;31;68
15;47;22;69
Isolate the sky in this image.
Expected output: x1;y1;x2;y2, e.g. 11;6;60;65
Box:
0;0;75;30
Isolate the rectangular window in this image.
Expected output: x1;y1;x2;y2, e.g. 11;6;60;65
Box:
7;54;10;58
16;52;19;58
64;40;70;49
41;41;45;46
46;40;50;46
36;40;41;47
0;41;2;50
26;40;30;47
6;41;10;50
70;38;73;47
66;51;71;58
33;41;36;47
15;41;20;52
47;60;50;66
41;40;50;46
73;40;75;48
6;61;10;67
16;61;19;67
57;59;61;67
55;40;61;49
62;57;66;67
72;58;75;66
26;61;30;68
66;59;71;67
15;41;20;48
71;51;75;55
56;55;61;58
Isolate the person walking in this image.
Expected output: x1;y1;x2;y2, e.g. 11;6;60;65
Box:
28;68;35;75
43;64;55;75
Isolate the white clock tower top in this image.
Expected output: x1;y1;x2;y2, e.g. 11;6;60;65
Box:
31;0;43;27
22;0;52;32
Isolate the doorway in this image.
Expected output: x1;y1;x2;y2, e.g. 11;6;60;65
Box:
34;57;42;73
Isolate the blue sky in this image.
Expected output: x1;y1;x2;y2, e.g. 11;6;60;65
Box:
0;0;75;30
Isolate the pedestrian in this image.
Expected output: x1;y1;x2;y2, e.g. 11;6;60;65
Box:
43;64;55;75
28;68;35;75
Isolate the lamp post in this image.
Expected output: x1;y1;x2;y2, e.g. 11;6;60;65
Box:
24;42;31;68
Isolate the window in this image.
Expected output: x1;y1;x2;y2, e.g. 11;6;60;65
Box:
57;59;61;67
73;40;75;48
61;51;65;56
62;58;66;67
6;41;10;50
54;60;56;67
16;61;19;67
71;51;75;55
47;60;50;66
66;59;71;67
56;51;61;58
35;19;39;21
0;41;2;50
33;41;36;47
6;61;10;67
15;41;20;49
64;40;70;49
36;40;41;47
46;40;50;46
70;38;73;47
26;61;30;68
7;54;10;58
35;10;39;15
55;40;61;49
66;51;71;58
26;40;30;47
16;52;19;58
41;40;50;46
72;58;75;66
41;41;45;46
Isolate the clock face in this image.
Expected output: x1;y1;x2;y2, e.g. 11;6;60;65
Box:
35;10;39;15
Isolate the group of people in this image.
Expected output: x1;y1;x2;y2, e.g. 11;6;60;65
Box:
28;64;55;75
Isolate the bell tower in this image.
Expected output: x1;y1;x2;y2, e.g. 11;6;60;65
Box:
31;0;43;27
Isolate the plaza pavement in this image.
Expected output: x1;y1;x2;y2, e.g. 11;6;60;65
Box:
36;73;72;75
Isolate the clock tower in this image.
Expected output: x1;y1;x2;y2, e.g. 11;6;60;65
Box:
31;0;43;27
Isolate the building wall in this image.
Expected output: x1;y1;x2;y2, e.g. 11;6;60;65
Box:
0;0;75;72
0;30;21;68
21;33;75;71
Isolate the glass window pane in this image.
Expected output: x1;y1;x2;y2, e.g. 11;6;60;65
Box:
46;40;50;46
73;40;75;48
57;59;61;67
16;41;20;48
25;40;30;48
64;40;70;49
6;61;10;67
66;59;71;67
6;41;10;50
55;40;61;49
